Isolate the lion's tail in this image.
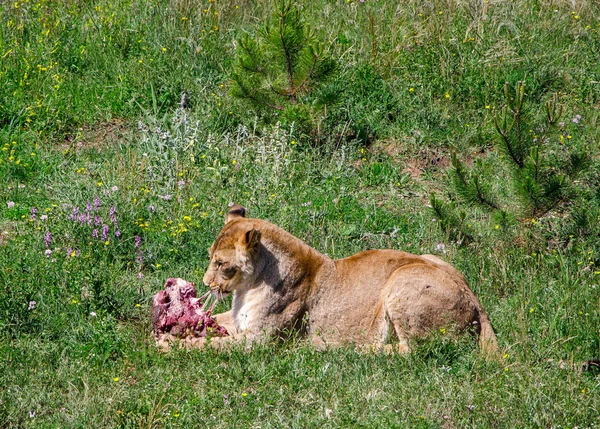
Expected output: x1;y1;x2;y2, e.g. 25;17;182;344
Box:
476;304;498;356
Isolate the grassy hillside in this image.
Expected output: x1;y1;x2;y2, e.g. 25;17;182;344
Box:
1;0;599;427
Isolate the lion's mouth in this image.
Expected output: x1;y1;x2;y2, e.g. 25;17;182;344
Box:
209;286;231;300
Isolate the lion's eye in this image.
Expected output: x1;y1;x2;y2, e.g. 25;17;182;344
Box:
222;266;237;277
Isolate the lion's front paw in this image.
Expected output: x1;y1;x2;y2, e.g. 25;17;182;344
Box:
155;333;209;351
182;336;208;349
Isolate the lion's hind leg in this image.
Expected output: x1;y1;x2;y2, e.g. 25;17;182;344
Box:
379;266;436;354
352;300;411;354
357;307;411;355
387;321;411;354
372;309;410;354
382;263;482;354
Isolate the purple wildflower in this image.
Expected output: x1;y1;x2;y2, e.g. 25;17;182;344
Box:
7;201;15;208
573;114;582;124
94;215;102;226
115;230;121;238
85;204;92;223
44;231;52;248
94;197;100;210
40;214;48;221
134;235;141;248
92;229;98;238
137;251;143;265
109;206;117;223
66;247;72;257
102;225;109;241
45;249;52;258
75;249;80;257
28;301;36;311
79;213;87;224
31;207;37;221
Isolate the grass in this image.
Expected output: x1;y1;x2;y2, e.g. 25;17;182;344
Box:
1;0;600;427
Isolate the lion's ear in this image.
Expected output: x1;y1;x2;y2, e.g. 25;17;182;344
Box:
225;204;246;224
240;228;261;252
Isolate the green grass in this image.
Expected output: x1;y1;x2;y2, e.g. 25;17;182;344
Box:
1;0;600;427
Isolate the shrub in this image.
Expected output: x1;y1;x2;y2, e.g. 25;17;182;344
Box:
432;82;592;243
230;0;337;137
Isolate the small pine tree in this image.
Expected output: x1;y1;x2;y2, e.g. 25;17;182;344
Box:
451;153;500;212
429;194;474;244
230;0;336;132
432;81;590;241
495;82;589;217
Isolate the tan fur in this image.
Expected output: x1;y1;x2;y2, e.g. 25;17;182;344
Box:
202;205;498;355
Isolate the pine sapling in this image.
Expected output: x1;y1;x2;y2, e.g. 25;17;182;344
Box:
432;81;590;242
230;0;336;131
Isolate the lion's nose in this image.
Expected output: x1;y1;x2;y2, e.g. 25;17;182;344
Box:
203;277;217;289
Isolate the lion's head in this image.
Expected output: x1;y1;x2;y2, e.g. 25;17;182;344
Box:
203;205;262;296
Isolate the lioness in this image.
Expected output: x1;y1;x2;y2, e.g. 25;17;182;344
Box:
202;205;498;354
